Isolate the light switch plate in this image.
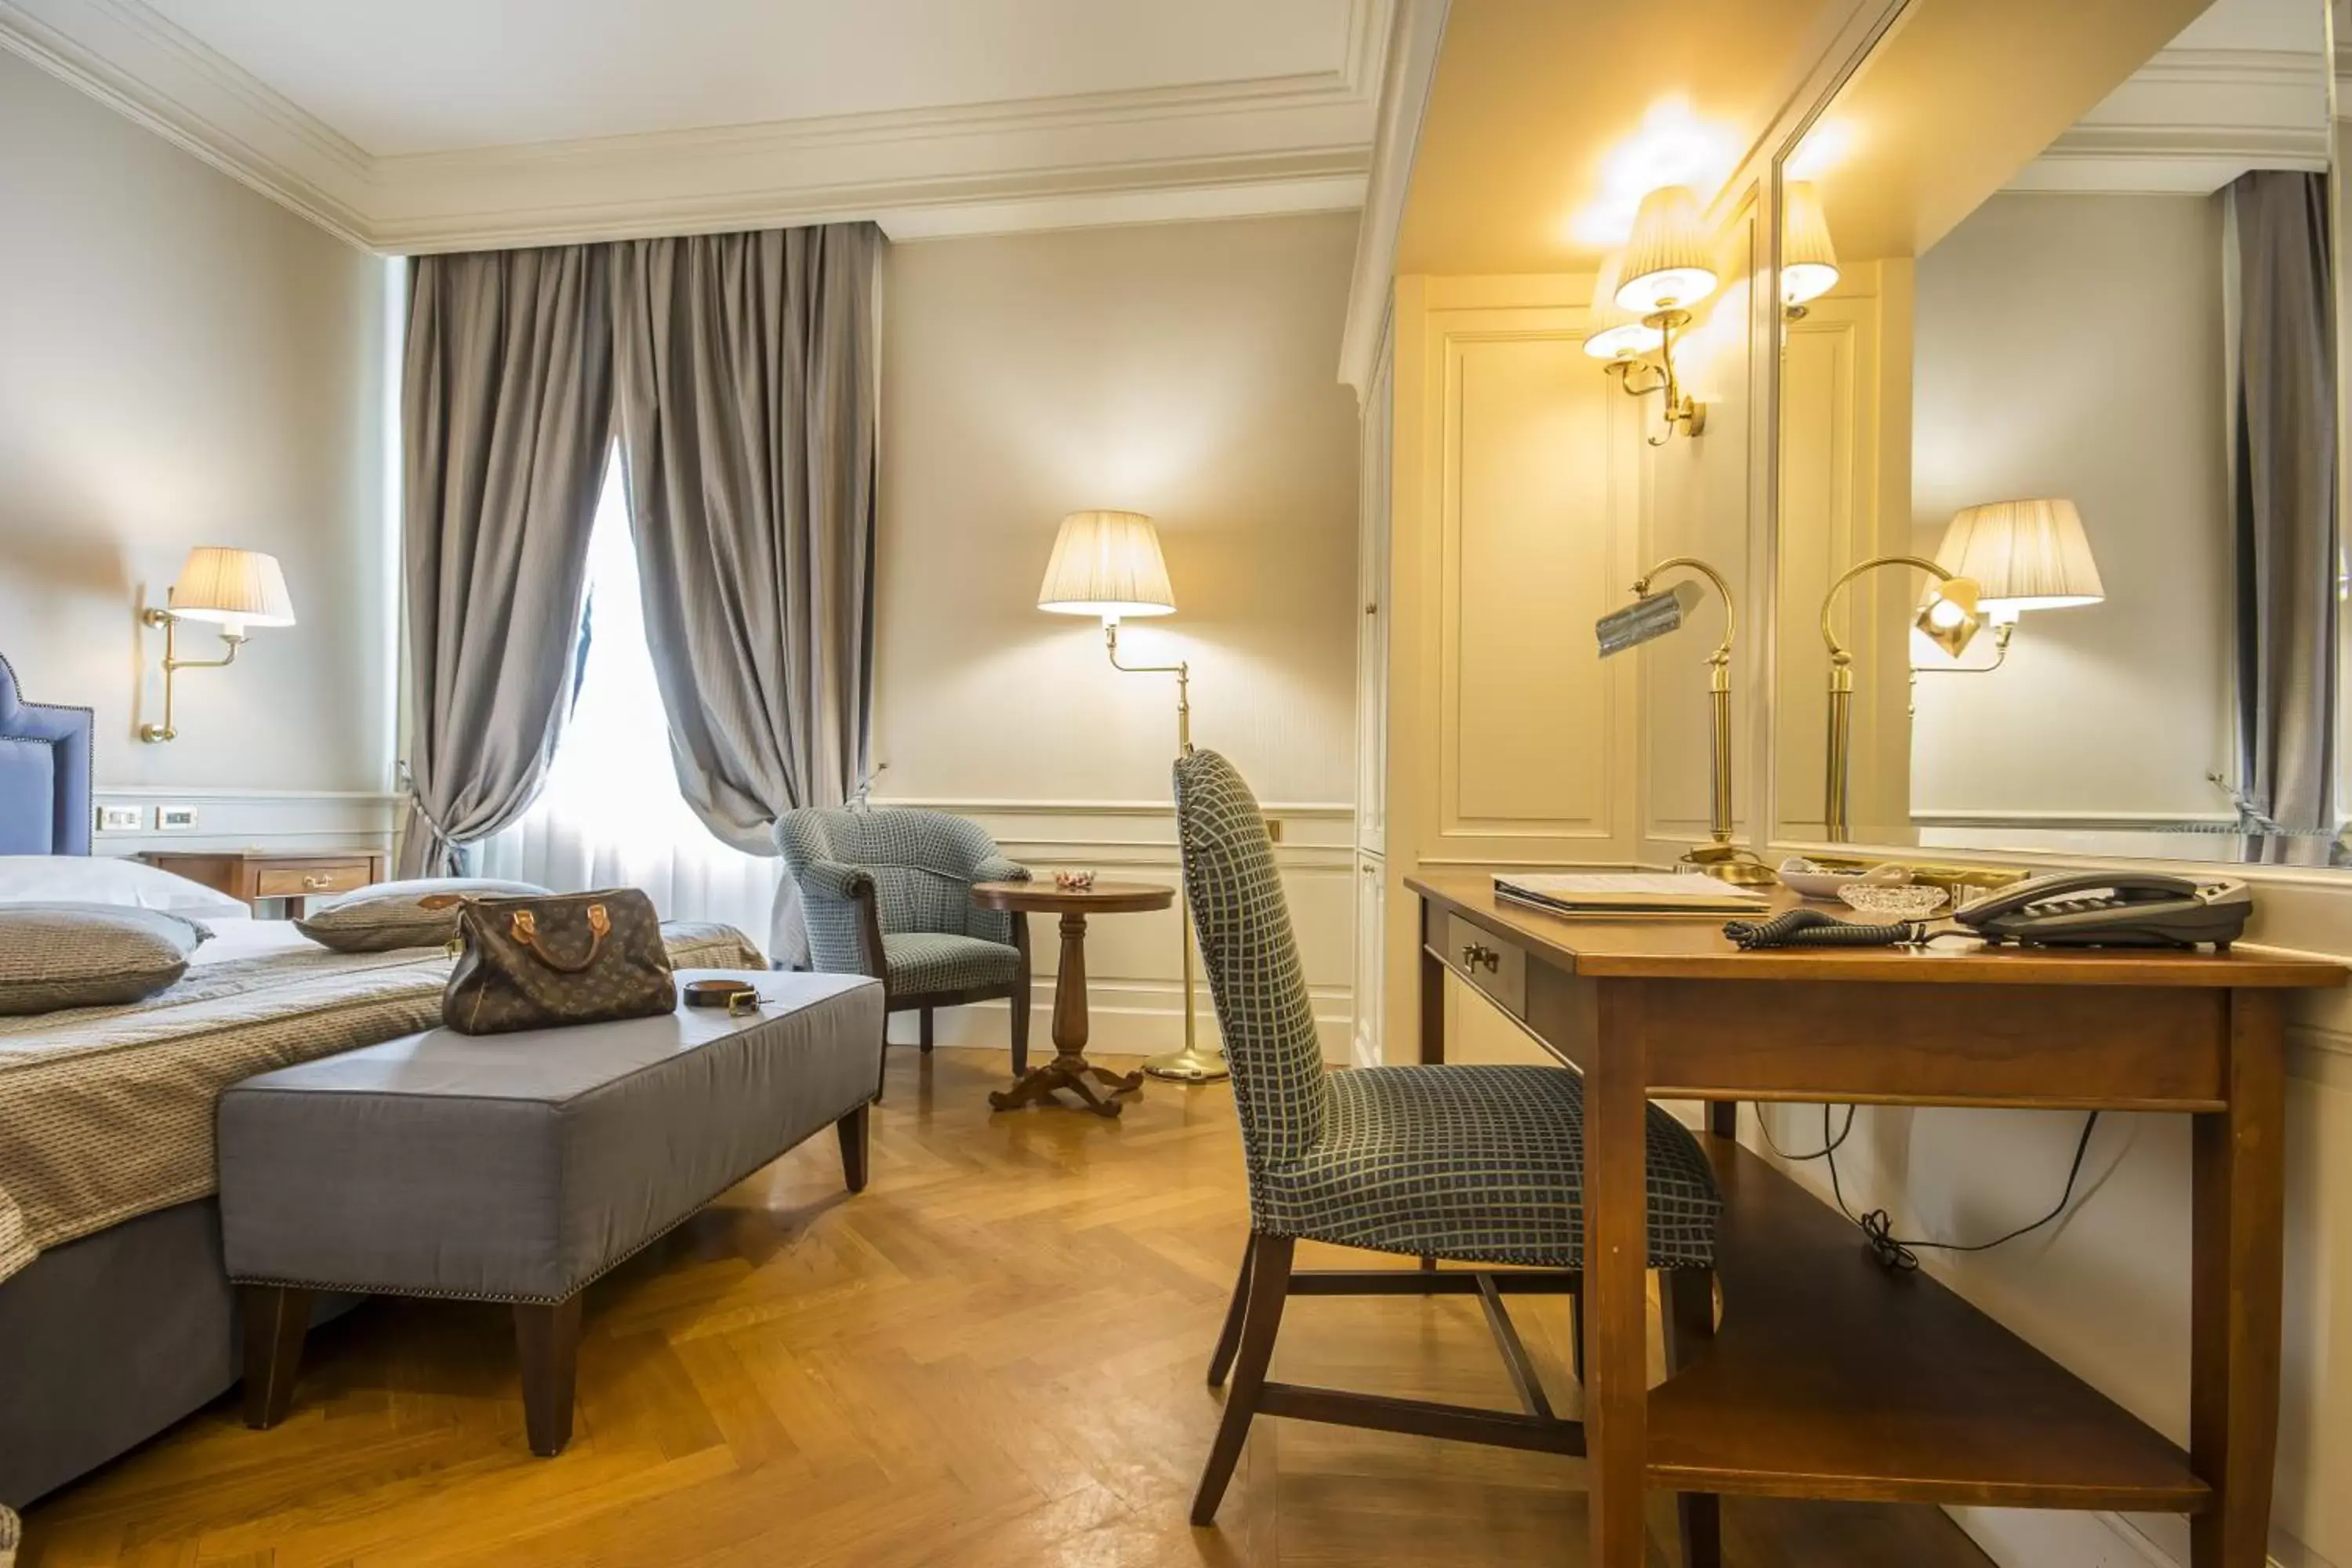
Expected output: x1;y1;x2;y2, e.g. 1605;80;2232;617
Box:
95;804;142;834
155;804;199;832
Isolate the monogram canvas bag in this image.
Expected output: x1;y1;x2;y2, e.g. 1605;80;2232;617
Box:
434;888;676;1036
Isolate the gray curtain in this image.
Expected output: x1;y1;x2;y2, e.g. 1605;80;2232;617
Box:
611;224;881;955
2228;170;2339;838
397;246;616;877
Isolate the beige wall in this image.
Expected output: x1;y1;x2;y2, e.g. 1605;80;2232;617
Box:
1908;192;2233;825
0;49;393;835
872;214;1363;1055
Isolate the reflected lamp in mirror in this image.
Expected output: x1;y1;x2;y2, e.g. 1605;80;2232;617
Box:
139;546;297;743
1598;186;1716;445
1818;556;1984;840
1780;180;1840;319
1926;498;2106;670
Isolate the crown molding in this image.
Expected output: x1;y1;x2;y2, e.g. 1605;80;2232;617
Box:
2010;45;2330;194
0;0;1389;252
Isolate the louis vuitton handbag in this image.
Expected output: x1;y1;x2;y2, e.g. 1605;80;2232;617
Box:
433;888;677;1036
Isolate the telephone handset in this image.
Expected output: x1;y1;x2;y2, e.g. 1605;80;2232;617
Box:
1954;871;2252;950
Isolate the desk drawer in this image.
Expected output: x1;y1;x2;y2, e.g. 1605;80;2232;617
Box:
254;862;372;899
1443;913;1526;1018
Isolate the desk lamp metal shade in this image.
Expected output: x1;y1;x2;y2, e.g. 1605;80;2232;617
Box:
1036;511;1221;1083
140;546;297;743
1819;556;1984;839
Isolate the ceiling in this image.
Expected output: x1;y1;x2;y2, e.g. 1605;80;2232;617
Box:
0;0;1389;252
1396;0;1852;276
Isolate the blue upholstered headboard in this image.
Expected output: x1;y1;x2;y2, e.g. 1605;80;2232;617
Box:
0;654;93;855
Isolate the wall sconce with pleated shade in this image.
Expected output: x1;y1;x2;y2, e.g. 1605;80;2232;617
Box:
1599;185;1717;444
1921;497;2105;674
1035;510;1221;1086
1781;180;1841;318
1584;252;1665;364
139;546;297;742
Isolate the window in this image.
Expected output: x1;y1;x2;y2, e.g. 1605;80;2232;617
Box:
476;450;784;948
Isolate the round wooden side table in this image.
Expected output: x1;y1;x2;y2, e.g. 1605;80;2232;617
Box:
971;880;1176;1118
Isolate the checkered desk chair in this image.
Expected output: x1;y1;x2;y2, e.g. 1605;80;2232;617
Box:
775;808;1032;1092
1175;749;1726;1564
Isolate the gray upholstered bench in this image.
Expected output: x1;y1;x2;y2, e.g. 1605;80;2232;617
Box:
216;970;883;1456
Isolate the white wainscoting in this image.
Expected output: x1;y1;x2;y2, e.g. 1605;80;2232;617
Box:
869;796;1357;1062
88;786;400;858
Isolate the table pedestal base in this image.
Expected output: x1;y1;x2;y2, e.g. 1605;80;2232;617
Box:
987;909;1146;1118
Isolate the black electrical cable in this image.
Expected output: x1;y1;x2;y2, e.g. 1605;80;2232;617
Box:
1818;1109;2104;1272
1755;1102;1857;1163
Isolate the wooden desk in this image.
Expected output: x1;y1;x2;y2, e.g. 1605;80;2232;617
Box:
1406;873;2344;1568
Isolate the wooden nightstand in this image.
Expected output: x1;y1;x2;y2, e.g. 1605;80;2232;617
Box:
143;849;388;918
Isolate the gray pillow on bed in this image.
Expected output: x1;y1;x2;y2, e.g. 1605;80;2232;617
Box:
0;903;212;1014
293;877;554;953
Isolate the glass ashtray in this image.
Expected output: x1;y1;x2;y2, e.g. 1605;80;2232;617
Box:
1837;884;1950;920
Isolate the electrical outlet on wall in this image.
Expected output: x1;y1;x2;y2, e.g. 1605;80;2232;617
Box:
155;805;199;833
94;805;142;834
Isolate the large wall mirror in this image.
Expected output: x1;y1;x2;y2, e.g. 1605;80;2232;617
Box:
1772;0;2344;866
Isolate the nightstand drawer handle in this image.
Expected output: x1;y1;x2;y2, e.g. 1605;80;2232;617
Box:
1461;942;1500;973
302;874;334;890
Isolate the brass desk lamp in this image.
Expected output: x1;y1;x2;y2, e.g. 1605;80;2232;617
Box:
1819;556;1984;840
1596;557;1769;884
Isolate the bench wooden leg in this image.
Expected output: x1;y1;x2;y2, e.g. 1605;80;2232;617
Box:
837;1102;870;1193
240;1283;313;1429
514;1296;583;1457
919;1005;935;1053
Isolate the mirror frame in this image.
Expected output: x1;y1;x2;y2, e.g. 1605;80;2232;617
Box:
1753;0;2352;891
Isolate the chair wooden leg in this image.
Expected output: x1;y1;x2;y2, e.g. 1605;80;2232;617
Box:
1661;1268;1722;1568
919;1005;935;1053
1207;1235;1258;1387
837;1102;869;1193
239;1283;313;1429
1192;1233;1293;1526
514;1296;583;1457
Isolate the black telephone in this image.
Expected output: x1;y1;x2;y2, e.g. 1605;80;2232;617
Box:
1954;871;2252;950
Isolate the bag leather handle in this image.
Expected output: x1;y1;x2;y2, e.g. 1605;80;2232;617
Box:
507;904;612;973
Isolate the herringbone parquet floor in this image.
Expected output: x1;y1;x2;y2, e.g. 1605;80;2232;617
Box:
24;1047;1991;1567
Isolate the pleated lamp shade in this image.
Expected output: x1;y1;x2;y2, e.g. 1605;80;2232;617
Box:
1584;252;1665;361
1781;180;1841;307
168;546;296;633
1933;499;2106;617
1036;510;1177;622
1616;186;1719;315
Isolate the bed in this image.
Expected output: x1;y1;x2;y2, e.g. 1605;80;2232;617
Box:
0;655;771;1507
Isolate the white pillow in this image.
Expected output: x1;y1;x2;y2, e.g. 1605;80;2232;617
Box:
0;855;252;922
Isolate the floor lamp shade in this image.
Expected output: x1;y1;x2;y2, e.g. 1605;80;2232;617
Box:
168;546;297;634
1037;510;1177;622
1933;499;2105;615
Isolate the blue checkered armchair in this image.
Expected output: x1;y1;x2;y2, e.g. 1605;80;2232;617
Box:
1175;749;1725;1561
775;808;1033;1085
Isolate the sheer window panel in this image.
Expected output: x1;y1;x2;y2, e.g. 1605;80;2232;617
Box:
476;451;784;956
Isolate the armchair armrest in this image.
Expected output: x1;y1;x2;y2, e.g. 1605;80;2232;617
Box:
795;858;877;904
972;855;1031;886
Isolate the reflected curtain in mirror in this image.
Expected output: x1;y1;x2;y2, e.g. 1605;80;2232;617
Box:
2227;170;2339;837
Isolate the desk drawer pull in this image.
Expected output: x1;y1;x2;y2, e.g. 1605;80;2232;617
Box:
1461;942;1500;973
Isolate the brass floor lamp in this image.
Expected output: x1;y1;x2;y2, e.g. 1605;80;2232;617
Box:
1037;510;1226;1084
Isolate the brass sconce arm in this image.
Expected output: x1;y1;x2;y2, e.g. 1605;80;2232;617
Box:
1603;309;1708;446
138;604;245;744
